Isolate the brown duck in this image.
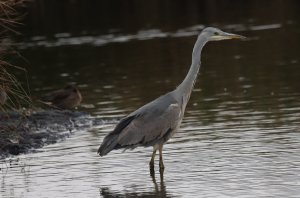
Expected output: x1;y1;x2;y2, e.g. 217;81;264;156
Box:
41;85;82;109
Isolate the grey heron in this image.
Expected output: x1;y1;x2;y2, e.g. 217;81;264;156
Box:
98;27;245;171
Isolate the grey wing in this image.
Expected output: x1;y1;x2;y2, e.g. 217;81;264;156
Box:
98;101;182;156
118;103;182;147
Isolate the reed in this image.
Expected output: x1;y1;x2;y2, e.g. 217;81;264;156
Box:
0;0;31;112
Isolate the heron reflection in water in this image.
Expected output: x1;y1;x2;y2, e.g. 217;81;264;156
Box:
100;170;168;198
98;27;245;172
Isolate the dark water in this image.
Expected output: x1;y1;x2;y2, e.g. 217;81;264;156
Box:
2;1;300;197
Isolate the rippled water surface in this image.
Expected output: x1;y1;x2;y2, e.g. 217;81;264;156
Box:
2;1;300;198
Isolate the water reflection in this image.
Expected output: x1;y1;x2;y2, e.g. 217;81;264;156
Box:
100;171;170;198
17;23;281;49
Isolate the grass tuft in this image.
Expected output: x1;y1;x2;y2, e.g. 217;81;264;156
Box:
0;0;31;112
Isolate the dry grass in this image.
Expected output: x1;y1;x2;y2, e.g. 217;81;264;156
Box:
0;1;25;35
0;0;31;112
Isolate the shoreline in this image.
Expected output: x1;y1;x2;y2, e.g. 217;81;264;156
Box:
0;110;99;159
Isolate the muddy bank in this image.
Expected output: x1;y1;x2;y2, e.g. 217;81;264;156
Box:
0;110;101;159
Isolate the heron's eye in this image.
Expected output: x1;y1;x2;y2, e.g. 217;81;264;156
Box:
214;32;219;36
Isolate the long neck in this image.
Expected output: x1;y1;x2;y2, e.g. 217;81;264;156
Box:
176;35;207;103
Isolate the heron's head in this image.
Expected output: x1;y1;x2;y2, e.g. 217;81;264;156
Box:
202;27;245;41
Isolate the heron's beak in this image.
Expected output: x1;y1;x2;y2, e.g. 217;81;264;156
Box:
211;32;246;41
223;32;246;39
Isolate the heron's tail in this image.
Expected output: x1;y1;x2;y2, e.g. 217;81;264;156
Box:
98;115;137;156
98;134;119;156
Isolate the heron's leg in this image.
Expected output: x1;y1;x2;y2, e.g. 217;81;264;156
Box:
159;145;164;170
149;147;157;169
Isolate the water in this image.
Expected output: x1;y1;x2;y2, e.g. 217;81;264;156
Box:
2;1;300;197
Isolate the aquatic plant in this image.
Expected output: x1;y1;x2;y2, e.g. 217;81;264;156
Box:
0;0;31;112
